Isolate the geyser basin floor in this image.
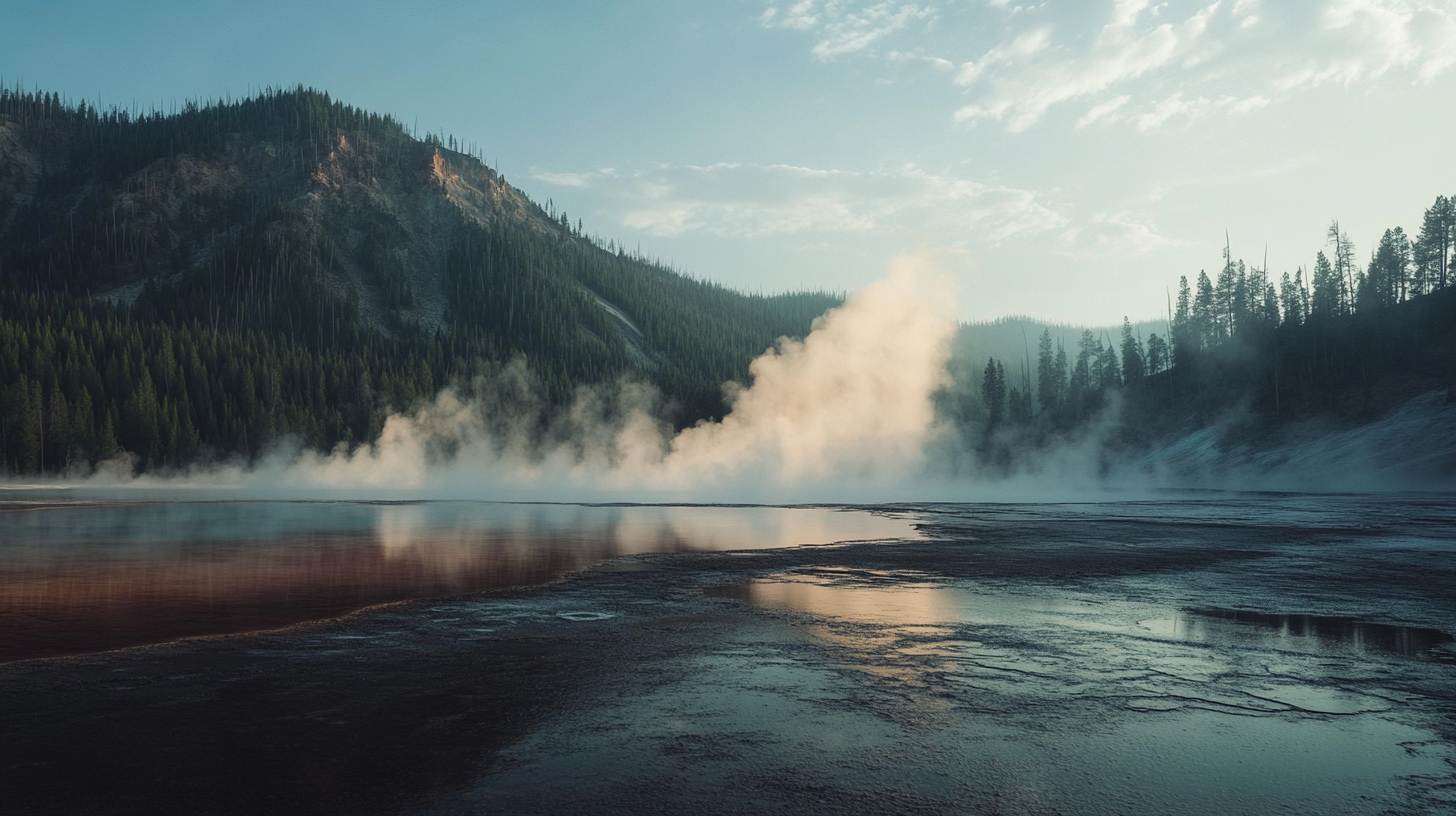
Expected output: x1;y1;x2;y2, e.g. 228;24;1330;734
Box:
2;495;1455;815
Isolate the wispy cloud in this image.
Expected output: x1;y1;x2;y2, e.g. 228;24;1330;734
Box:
530;170;599;188
761;1;936;59
1058;211;1185;257
1129;91;1268;131
954;1;1225;132
763;0;1456;132
532;162;1065;242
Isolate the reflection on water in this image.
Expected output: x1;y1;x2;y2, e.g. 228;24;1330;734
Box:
705;573;965;686
0;499;916;662
714;575;1456;665
1143;608;1455;661
709;576;1456;694
705;571;955;626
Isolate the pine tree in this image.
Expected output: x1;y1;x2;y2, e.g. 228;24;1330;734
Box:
1145;333;1167;375
1193;271;1215;349
1099;335;1121;391
1120;317;1145;391
1214;245;1238;343
1311;252;1338;321
1172;275;1195;366
1416;196;1453;292
1275;271;1298;324
1327;221;1356;313
1053;341;1068;410
1036;329;1056;414
981;357;1006;427
1070;331;1096;410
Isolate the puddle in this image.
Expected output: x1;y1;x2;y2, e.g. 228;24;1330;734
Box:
1141;609;1455;662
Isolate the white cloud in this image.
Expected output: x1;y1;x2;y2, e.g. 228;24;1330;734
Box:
954;2;1222;132
1130;91;1266;130
763;0;1456;131
1304;0;1456;84
1058;211;1185;257
533;162;1066;242
1075;93;1131;127
531;171;595;187
761;1;936;59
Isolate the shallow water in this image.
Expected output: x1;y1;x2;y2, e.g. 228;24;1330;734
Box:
0;493;917;661
2;492;1454;815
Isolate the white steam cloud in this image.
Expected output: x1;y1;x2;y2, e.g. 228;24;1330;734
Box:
112;253;959;501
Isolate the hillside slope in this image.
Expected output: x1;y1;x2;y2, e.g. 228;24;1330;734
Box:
0;86;839;473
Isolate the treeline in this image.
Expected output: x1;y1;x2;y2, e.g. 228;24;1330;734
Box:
970;195;1456;444
0;288;447;474
0;84;840;474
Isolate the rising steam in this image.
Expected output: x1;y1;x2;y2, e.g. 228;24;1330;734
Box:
137;253;959;499
647;254;956;486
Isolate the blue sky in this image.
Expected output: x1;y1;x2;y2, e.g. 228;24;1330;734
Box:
4;0;1454;323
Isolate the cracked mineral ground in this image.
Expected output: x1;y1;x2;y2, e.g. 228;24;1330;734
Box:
2;493;1454;815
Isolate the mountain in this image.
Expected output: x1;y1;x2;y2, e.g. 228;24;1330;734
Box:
0;86;839;474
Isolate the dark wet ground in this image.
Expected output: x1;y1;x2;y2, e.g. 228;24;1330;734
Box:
2;494;1455;814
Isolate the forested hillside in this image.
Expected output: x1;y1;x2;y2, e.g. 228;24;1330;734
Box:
965;201;1456;467
0;85;839;474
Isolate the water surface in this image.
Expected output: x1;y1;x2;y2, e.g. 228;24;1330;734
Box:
4;492;1454;816
0;496;916;662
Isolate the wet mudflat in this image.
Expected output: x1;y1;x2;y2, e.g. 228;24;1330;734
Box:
2;493;1455;814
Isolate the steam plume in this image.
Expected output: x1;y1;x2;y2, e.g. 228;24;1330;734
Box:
112;253;958;499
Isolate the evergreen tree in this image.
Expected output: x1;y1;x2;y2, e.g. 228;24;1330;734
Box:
1007;383;1031;425
1145;333;1167;375
1193;271;1215;349
1069;330;1096;410
1214;246;1238;343
1098;335;1121;392
1120;317;1145;391
1412;238;1435;297
1259;275;1280;327
1327;220;1357;313
1416;195;1453;291
981;357;1006;427
1053;341;1068;410
1036;329;1057;414
1311;252;1338;321
1172;275;1195;365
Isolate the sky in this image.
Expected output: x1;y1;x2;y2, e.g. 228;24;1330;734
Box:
3;0;1454;324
